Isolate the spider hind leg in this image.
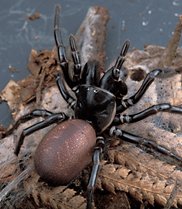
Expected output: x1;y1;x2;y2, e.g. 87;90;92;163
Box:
109;126;182;162
14;112;68;156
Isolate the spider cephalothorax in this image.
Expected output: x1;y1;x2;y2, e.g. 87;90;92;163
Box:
2;5;182;209
74;84;116;133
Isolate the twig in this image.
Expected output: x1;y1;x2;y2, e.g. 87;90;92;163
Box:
159;15;182;67
76;6;109;71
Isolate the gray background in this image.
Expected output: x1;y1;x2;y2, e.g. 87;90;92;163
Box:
0;0;182;125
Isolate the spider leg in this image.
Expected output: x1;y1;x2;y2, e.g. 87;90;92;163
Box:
99;40;130;98
114;103;182;125
54;5;74;87
109;126;182;162
56;73;76;108
1;109;54;138
116;69;162;113
15;112;67;156
87;137;105;209
69;35;82;83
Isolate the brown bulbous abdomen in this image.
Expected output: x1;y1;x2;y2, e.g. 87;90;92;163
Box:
34;119;96;186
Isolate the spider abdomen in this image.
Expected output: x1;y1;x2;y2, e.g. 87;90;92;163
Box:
34;119;96;186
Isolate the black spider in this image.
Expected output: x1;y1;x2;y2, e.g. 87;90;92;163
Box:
2;5;182;209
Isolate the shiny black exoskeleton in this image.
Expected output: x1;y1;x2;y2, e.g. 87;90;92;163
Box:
2;5;182;209
74;85;116;133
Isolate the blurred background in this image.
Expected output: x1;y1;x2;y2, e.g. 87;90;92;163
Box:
0;0;182;126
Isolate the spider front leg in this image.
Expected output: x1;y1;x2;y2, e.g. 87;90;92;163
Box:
69;35;82;83
116;69;162;113
114;103;182;125
54;6;82;87
56;73;76;108
87;137;105;209
54;5;70;85
99;40;129;99
109;126;182;162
